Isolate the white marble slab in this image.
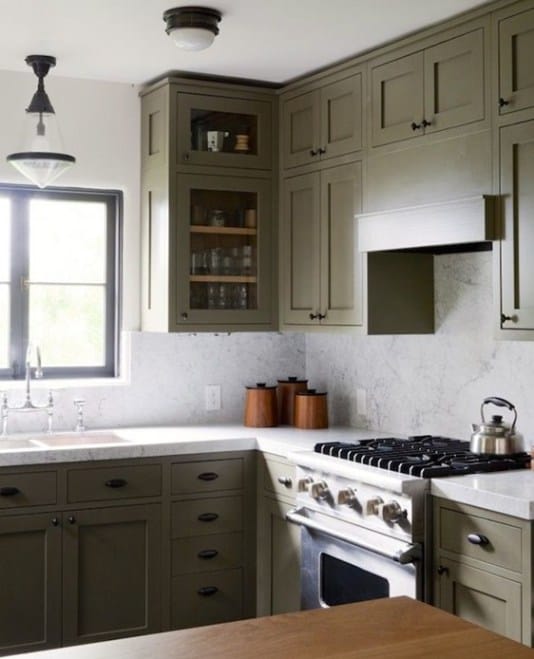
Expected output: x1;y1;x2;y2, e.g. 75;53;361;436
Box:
431;470;534;520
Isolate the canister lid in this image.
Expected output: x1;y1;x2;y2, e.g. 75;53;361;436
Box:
246;382;277;390
277;376;308;384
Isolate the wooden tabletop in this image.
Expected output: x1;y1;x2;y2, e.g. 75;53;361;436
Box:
10;597;534;658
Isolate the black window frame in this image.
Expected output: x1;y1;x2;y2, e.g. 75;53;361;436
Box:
0;183;122;380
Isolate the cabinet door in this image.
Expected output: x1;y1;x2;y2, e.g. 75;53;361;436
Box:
435;557;522;642
424;29;485;134
0;513;61;654
499;120;534;330
257;497;301;617
281;91;320;169
498;7;534;115
371;52;424;146
176;93;272;170
174;174;273;328
280;173;321;325
62;504;161;645
320;162;363;326
320;73;363;160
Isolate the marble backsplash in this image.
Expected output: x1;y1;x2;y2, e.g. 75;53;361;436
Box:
306;250;534;448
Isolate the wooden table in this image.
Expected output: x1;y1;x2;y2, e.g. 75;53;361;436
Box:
10;597;534;658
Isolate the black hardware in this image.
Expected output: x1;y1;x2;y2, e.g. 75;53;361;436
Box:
198;512;219;522
51;517;59;527
317;312;326;320
310;149;319;156
181;312;188;320
421;119;432;127
197;549;219;560
467;533;489;546
105;478;127;488
68;515;76;525
197;586;218;597
0;486;20;497
198;472;219;481
411;121;422;131
184;152;190;161
501;313;516;324
309;313;319;320
318;147;326;155
499;97;510;108
277;476;292;487
437;565;449;575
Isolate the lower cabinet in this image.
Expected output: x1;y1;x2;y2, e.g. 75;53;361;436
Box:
257;454;301;616
432;497;532;646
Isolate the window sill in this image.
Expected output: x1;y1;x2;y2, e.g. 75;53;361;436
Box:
0;375;130;391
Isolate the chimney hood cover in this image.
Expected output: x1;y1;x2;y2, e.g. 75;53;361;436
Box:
357;195;499;253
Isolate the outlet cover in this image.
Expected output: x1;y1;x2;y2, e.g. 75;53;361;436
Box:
205;384;221;411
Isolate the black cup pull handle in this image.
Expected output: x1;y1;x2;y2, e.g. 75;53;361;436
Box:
467;533;489;546
197;472;219;481
198;549;219;560
197;586;218;597
0;486;20;497
105;478;128;488
198;512;219;522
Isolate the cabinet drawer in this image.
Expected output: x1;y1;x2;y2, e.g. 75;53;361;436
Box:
66;464;162;503
171;496;242;538
0;471;56;509
171;459;243;494
171;568;243;629
263;457;296;499
171;532;243;575
438;507;522;573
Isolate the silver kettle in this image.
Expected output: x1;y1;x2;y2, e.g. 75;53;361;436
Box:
470;397;521;455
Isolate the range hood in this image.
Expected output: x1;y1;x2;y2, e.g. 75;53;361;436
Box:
357;195;499;252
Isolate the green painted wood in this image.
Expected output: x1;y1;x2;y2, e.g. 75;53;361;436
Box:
0;471;56;509
281;91;320;169
66;464;162;504
268;498;301;615
171;496;243;539
171;458;243;495
171;532;243;575
0;513;62;654
320;73;363;160
498;6;534;115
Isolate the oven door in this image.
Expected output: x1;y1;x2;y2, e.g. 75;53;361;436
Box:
287;507;423;610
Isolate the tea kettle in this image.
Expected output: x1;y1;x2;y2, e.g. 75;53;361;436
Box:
470;396;521;455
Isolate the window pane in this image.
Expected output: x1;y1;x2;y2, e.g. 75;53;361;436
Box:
29;199;107;283
0;198;10;281
29;285;105;367
0;285;9;368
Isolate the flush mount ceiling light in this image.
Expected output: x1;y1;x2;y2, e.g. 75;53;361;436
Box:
7;55;75;189
163;6;222;51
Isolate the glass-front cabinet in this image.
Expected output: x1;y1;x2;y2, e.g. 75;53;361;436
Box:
174;175;272;326
176;93;272;170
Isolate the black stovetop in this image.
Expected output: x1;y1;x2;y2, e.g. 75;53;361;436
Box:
314;435;531;478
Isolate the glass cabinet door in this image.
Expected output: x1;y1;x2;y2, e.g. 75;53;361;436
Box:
174;175;272;326
176;93;272;170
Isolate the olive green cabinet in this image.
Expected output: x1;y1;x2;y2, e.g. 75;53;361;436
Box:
281;70;363;169
280;162;363;327
370;25;485;147
256;454;300;617
141;79;276;332
498;119;534;332
496;1;534;117
432;498;532;646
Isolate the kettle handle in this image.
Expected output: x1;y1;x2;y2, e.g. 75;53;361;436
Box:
481;397;517;431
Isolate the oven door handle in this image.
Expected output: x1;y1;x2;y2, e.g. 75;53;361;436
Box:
286;508;421;565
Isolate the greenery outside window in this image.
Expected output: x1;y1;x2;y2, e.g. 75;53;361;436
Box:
0;185;121;379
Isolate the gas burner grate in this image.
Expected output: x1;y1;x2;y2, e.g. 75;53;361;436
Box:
314;438;531;478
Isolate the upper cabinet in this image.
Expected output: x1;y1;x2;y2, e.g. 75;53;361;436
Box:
496;2;534;117
281;69;364;169
370;25;486;147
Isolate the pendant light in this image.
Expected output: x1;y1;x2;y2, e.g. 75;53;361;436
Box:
163;6;222;51
7;55;75;189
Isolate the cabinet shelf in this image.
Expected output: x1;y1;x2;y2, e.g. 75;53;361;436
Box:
190;275;257;283
190;226;257;236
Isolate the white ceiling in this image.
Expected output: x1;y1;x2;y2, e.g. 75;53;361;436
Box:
0;0;490;86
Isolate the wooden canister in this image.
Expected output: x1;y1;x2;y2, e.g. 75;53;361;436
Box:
294;390;328;429
244;383;278;427
277;377;308;425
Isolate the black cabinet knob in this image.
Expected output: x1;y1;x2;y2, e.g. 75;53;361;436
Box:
499;97;510;108
51;517;59;527
68;516;76;525
309;312;318;320
277;476;292;487
421;119;432;127
411;121;422;131
501;313;516;324
437;565;449;576
467;533;489;546
310;149;318;156
318;147;326;155
181;312;188;320
317;312;326;320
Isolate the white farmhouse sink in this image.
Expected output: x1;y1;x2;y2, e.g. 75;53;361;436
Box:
31;433;129;448
0;438;40;451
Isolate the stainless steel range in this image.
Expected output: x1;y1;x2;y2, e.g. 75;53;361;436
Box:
287;435;531;610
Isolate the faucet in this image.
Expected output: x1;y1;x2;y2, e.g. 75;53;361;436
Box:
23;344;43;409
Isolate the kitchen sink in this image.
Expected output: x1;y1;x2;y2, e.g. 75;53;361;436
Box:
30;433;130;448
0;438;40;451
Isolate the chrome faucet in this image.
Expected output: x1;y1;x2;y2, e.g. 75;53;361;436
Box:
23;344;43;409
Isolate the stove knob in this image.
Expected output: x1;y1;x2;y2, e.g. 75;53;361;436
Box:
337;488;358;506
365;497;383;516
297;476;314;492
310;480;330;500
379;500;408;524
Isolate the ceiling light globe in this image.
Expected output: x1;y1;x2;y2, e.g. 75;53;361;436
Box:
170;26;216;50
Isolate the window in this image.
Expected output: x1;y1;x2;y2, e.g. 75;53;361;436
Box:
0;185;120;379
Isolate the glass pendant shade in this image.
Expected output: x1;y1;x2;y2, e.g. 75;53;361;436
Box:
169;26;216;50
163;7;221;52
7;55;75;189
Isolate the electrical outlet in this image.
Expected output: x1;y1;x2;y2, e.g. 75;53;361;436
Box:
356;388;367;416
205;384;221;411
